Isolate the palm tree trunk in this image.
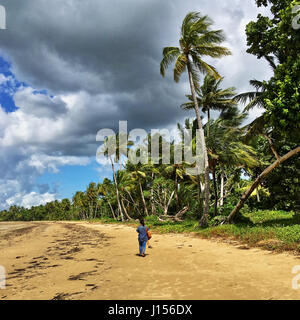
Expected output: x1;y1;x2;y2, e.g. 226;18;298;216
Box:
150;172;156;215
174;171;179;212
186;61;210;227
219;166;225;207
139;181;149;216
207;108;211;137
110;156;124;221
212;166;218;216
228;147;300;223
126;189;142;216
196;173;203;216
107;200;116;220
94;201;99;219
121;198;132;220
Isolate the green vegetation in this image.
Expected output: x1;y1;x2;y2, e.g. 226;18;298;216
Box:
0;1;299;252
88;210;300;254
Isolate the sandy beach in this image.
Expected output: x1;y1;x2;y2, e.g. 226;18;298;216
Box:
1;221;300;300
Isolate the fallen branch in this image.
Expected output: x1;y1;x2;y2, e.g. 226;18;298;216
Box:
158;206;189;222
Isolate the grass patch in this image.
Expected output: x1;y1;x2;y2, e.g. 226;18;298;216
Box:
93;210;300;254
197;210;300;253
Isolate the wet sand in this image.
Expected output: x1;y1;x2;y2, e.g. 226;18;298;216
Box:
1;221;300;300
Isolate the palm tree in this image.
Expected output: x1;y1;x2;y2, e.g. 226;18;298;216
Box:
181;74;236;136
72;191;88;219
177;118;204;215
126;163;149;216
100;133;133;221
205;109;259;216
98;178;117;220
160;11;231;226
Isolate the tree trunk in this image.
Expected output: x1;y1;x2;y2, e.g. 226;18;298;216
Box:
126;189;142;216
228;147;300;223
174;206;189;221
220;166;225;207
94;201;99;219
107;200;116;220
163;190;175;215
186;61;210;227
196;172;203;216
110;156;124;221
263;134;280;160
150;172;156;215
256;187;260;202
212;166;218;217
207;108;211;137
174;171;178;212
159;206;189;222
139;181;149;216
121;198;132;220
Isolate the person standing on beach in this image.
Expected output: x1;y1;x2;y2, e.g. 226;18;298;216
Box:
136;218;149;257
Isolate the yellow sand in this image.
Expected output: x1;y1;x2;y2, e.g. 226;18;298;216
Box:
1;221;300;300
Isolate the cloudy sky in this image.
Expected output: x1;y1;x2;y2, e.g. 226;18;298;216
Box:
0;0;272;210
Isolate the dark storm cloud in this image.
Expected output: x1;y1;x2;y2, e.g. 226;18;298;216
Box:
0;0;273;208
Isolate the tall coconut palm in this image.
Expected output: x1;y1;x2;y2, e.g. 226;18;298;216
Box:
100;133;133;221
160;11;231;226
98;179;117;220
205;110;259;216
181;74;236;136
177;118;204;215
126;163;149;216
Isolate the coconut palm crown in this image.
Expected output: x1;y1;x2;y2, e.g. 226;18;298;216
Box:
160;12;232;84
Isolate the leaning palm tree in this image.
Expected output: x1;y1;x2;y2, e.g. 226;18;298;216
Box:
160;11;231;226
181;74;236;136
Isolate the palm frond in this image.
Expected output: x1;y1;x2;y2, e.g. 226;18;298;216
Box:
243;96;264;112
181;12;201;39
189;63;201;90
249;79;265;91
194;57;221;79
243;115;266;142
234;92;258;105
181;101;195;110
194;45;232;58
160;47;180;77
174;54;188;82
264;55;277;70
197;29;225;45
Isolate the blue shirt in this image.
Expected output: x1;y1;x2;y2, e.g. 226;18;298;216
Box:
136;225;149;242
